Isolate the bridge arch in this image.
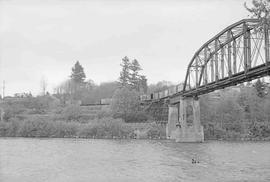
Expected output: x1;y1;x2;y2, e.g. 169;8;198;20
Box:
140;19;270;142
140;18;270;101
183;19;270;97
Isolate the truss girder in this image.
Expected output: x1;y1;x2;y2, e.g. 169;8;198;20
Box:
183;19;270;97
140;19;270;103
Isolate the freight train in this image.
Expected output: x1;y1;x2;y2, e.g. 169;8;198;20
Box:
140;84;184;101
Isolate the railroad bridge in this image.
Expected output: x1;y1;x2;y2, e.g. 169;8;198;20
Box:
141;19;270;142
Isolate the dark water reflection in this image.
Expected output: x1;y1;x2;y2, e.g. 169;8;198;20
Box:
0;138;270;182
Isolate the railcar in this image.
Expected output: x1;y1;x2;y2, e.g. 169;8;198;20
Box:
158;91;164;98
168;86;177;96
154;93;159;100
164;89;169;97
177;84;184;92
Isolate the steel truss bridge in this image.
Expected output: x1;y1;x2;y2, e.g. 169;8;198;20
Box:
141;19;270;104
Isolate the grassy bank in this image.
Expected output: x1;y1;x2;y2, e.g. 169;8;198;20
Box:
204;124;270;141
0;117;166;139
1;117;270;141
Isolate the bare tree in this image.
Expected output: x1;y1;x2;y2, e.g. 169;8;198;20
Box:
40;77;48;96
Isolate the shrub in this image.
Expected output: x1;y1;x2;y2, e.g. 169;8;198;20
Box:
111;87;150;123
0;115;165;139
97;109;112;119
249;122;270;138
147;123;166;139
78;124;98;138
17;118;49;137
260;124;270;137
61;104;82;121
0;119;21;137
0;121;9;136
225;130;242;140
3;104;27;121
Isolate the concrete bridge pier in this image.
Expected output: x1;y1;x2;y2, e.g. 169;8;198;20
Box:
166;97;204;142
166;105;178;139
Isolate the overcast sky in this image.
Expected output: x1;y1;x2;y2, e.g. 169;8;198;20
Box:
0;0;252;96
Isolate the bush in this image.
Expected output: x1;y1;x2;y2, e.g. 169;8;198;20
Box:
96;109;112;119
225;130;242;140
111;87;141;122
147;127;161;138
111;87;150;122
61;104;82;121
206;126;227;140
18;118;51;137
3;104;27;121
78;125;98;138
0;119;21;137
0;116;165;139
249;122;270;138
147;123;166;139
111;88;149;122
123;111;149;123
261;124;270;137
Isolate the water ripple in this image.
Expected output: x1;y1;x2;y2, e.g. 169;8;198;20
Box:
0;138;270;182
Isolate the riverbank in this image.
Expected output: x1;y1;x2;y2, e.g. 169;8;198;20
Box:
0;117;166;139
2;118;270;141
207;137;270;142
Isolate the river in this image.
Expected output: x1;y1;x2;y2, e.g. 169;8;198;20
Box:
0;138;270;182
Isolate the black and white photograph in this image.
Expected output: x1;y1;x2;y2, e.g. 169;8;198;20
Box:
0;0;270;181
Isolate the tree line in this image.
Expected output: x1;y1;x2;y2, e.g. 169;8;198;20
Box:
200;80;270;139
53;57;155;106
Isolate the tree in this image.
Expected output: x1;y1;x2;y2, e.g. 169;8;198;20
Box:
69;61;87;102
245;0;270;19
139;75;148;94
70;61;86;83
245;0;270;31
80;81;119;105
40;77;48;96
119;56;130;87
129;59;142;90
85;79;96;91
147;81;174;94
254;79;267;97
119;57;147;93
111;87;140;122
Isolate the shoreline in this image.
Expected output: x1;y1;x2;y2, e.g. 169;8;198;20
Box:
1;136;270;142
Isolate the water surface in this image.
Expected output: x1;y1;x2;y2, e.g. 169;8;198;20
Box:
0;138;270;182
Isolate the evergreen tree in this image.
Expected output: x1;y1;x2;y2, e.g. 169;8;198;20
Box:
70;61;86;83
119;56;131;87
139;75;148;94
129;59;142;90
119;57;148;92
